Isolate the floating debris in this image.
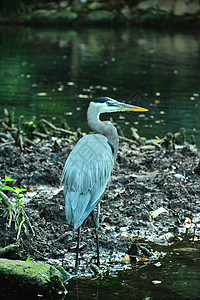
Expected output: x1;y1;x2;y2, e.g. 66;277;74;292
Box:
67;82;75;86
152;280;161;285
78;94;89;98
37;92;47;97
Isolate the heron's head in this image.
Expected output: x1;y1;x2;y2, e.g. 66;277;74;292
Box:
91;97;148;114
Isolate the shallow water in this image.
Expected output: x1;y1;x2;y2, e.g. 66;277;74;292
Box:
0;26;199;147
1;240;200;299
63;240;200;300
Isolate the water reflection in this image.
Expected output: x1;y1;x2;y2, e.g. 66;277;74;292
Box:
1;238;199;299
64;241;200;300
0;26;199;147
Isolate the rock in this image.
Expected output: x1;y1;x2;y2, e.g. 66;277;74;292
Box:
159;0;174;14
121;6;133;20
21;9;78;25
88;2;105;11
137;0;159;11
0;258;66;295
186;0;200;15
83;10;116;25
60;1;69;9
173;0;188;16
174;0;200;16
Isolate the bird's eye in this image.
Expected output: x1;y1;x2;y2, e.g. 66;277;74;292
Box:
106;101;111;106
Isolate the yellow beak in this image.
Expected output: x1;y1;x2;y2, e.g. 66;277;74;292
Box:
119;102;148;112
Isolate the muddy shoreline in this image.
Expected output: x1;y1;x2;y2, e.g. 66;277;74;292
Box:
1;1;200;28
0;123;200;280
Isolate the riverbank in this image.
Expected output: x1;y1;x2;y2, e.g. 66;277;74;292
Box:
1;0;200;28
0;114;200;295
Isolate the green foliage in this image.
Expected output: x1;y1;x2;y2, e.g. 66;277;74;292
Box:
0;176;16;200
26;255;32;262
0;0;30;16
0;176;29;239
0;176;26;209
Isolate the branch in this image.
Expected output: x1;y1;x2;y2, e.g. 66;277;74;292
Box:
0;191;15;209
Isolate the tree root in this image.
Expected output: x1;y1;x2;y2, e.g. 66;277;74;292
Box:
0;243;19;257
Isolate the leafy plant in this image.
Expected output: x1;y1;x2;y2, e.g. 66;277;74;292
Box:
0;176;34;239
0;175;26;207
0;0;31;16
26;255;32;262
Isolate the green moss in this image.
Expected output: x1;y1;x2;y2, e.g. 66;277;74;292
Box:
21;9;78;25
0;258;66;294
0;3;200;28
82;10;116;25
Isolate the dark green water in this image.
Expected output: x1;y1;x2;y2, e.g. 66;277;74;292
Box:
0;26;200;147
1;240;200;299
65;244;200;300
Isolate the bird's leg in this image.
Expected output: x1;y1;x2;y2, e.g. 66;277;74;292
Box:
95;203;100;266
75;227;81;270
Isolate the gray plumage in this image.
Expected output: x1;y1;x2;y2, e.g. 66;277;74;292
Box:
61;97;147;231
62;134;114;229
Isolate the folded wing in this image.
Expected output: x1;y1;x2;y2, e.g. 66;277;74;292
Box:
61;134;114;229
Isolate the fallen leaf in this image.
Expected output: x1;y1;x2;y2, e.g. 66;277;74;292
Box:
150;207;168;219
185;217;191;223
152;280;161;285
125;254;130;264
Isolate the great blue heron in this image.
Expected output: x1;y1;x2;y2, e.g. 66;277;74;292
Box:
61;97;148;268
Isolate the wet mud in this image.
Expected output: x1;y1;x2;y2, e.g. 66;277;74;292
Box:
0;137;200;275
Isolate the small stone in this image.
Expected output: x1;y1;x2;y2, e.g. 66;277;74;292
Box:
60;1;68;9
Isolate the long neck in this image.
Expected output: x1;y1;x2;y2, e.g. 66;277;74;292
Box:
87;104;119;160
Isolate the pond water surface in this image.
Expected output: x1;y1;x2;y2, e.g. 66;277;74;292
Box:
1;239;200;299
65;241;200;300
0;26;200;299
0;26;199;147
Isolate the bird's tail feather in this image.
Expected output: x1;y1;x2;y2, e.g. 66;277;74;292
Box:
65;191;90;228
